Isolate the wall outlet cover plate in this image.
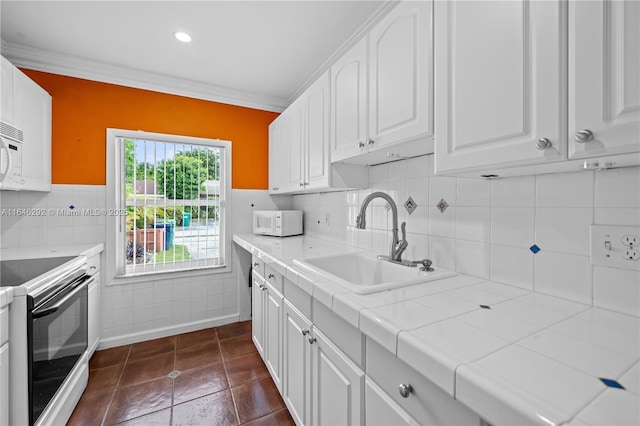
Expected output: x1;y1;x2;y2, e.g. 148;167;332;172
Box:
590;225;640;271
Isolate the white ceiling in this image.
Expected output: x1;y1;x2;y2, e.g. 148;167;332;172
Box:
0;1;385;111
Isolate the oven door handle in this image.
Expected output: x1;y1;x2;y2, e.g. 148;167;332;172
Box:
32;276;91;319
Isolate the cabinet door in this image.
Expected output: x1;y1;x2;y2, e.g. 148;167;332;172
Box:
251;273;265;357
282;101;304;192
282;301;312;426
264;281;283;392
365;377;419;426
1;56;14;125
87;273;100;357
434;0;566;174
331;37;368;162
369;0;432;149
304;71;330;190
311;328;364;426
0;343;8;426
569;0;640;158
268;118;282;193
13;70;52;191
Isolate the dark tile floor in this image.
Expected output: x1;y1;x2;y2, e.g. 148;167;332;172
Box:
68;320;295;425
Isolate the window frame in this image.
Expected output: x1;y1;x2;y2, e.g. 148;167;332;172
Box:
106;128;232;285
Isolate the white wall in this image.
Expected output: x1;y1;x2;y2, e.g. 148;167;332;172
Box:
292;155;640;316
0;187;291;346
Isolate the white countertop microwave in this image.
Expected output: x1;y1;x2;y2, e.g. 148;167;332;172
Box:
253;210;303;237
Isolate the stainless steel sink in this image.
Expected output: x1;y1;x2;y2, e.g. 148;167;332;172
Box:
293;252;455;294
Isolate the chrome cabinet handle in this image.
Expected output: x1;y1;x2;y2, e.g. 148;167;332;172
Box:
301;329;310;336
268;273;274;279
575;129;594;143
536;138;552;150
308;337;317;344
358;141;365;148
398;383;413;398
299;182;305;187
367;138;375;145
253;262;259;267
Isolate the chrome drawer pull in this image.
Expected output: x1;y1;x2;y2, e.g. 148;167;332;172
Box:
398;383;413;398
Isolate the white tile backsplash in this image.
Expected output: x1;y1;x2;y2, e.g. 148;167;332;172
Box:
291;157;639;315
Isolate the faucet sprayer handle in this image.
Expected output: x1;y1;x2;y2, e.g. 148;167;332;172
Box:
412;258;433;272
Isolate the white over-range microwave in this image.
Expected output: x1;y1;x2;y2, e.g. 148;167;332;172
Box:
0;121;24;190
253;210;303;237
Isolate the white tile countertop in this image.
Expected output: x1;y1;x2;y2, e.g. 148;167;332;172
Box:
233;234;639;426
0;243;104;261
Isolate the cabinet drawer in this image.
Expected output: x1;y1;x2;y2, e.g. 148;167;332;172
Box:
264;264;283;294
283;277;311;319
251;256;265;278
87;254;100;276
313;298;365;369
366;338;479;426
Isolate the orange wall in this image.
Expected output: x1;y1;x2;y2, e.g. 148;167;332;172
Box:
22;70;278;189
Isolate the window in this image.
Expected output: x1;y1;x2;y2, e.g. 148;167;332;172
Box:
107;129;231;279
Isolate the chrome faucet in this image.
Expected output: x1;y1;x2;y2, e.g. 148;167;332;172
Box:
356;191;408;262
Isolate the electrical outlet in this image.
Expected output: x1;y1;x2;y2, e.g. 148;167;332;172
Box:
623;249;640;261
591;225;640;270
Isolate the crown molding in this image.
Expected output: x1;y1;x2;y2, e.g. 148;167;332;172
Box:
1;40;287;113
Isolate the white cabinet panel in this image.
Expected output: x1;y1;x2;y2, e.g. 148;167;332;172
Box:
87;272;100;357
434;0;565;174
365;377;419;426
304;73;330;190
331;37;368;162
0;56;51;192
569;0;640;159
1;343;9;426
264;280;283;392
312;327;364;426
369;0;432;149
282;300;312;426
0;57;14;126
251;272;265;357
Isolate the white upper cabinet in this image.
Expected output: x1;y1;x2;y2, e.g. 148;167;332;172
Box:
303;72;331;191
434;0;566;174
569;0;640;159
368;0;432;152
435;0;639;177
331;0;433;165
269;71;368;194
1;56;51;191
331;37;368;162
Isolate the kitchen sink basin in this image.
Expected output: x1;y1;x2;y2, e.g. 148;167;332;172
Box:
293;252;456;294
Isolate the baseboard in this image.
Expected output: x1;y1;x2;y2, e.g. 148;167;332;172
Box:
97;313;240;349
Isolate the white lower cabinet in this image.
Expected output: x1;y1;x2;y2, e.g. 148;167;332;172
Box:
311;327;365;426
253;267;481;426
264;280;283;392
251;272;266;356
252;269;283;391
366;338;479;426
283;300;312;426
87;272;100;357
365;377;418;426
1;305;9;426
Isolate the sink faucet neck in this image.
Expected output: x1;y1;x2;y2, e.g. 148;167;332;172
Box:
356;191;405;261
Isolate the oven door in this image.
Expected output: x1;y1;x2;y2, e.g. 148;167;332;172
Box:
28;274;90;425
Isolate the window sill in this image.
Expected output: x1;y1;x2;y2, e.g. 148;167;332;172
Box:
107;264;232;286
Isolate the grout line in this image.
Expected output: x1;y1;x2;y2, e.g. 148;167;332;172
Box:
100;344;131;426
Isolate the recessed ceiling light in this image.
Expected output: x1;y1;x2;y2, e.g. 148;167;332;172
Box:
174;31;192;43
